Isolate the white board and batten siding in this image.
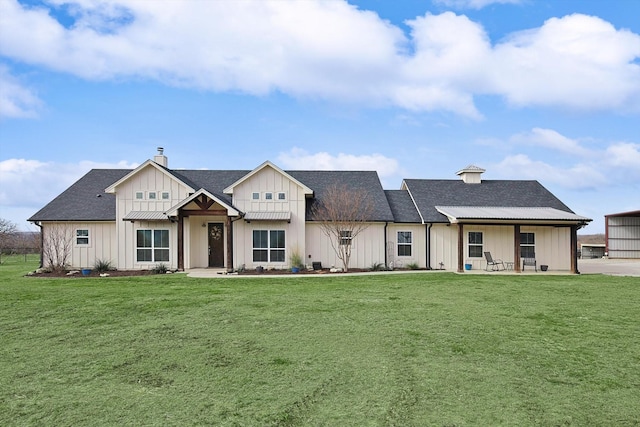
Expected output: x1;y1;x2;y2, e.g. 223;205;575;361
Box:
114;164;190;270
43;221;117;270
386;223;427;268
231;166;308;269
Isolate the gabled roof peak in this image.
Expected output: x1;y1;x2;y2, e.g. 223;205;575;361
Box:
456;164;486;175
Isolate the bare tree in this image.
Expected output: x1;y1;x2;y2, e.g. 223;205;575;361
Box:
0;218;18;262
311;183;374;272
42;224;73;271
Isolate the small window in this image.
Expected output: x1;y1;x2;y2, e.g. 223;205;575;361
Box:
277;192;286;200
264;192;273;200
520;232;536;258
397;231;412;257
76;229;89;245
148;192;157;200
161;192;170;200
252;192;260;200
135;192;144;200
468;231;483;258
339;230;352;246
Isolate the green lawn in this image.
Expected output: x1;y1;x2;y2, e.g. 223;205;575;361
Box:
1;256;639;426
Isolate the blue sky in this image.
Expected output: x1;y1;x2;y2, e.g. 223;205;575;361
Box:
1;0;639;233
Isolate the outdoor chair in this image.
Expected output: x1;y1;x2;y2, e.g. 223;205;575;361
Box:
522;257;537;272
484;252;505;271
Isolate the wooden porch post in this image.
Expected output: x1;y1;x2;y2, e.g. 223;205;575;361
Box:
457;223;464;273
571;225;579;274
226;215;233;272
177;212;184;271
514;224;521;273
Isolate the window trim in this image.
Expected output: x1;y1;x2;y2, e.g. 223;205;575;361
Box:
147;191;157;200
339;230;353;246
277;192;286;201
136;229;170;263
264;192;273;201
468;231;483;258
252;229;286;263
252;192;260;200
75;229;90;246
397;231;412;257
520;232;536;259
161;191;170;200
135;191;144;200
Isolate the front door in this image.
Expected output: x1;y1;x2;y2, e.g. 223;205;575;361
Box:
208;223;224;267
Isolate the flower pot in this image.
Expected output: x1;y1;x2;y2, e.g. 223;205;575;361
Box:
291;267;300;273
541;265;548;272
256;266;264;273
464;263;472;270
81;268;92;276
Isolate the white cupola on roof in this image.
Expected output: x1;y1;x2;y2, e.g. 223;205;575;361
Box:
154;147;168;168
456;164;485;184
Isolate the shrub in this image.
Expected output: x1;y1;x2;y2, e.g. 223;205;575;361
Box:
93;259;114;273
151;263;168;274
370;262;385;271
406;262;420;270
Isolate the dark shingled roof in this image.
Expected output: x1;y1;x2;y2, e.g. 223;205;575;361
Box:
29;169;130;222
385;190;422;223
29;168;395;223
289;170;395;222
403;179;574;223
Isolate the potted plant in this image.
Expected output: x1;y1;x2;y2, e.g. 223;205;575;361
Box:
289;248;304;273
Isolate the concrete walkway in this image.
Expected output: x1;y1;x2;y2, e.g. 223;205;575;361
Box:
577;258;640;277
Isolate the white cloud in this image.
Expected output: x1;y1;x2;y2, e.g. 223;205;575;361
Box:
0;1;639;117
509;128;593;157
605;142;640;171
493;154;608;190
0;158;137;209
433;0;522;10
0;65;42;119
277;147;400;178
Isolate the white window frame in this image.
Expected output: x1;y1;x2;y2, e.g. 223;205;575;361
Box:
397;231;412;257
161;191;170;200
75;229;90;246
252;229;286;263
468;231;483;258
277;192;286;201
136;229;170;263
520;232;536;259
147;192;157;200
339;230;353;246
135;191;144;200
252;192;260;200
264;192;273;201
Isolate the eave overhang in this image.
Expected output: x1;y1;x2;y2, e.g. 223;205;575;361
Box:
435;206;592;226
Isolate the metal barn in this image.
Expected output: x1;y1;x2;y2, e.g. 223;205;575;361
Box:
605;210;640;259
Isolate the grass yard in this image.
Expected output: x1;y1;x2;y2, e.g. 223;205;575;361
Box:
1;256;639;426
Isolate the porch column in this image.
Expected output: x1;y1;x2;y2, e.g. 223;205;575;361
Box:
514;225;521;273
457;223;464;273
177;212;184;271
571;225;579;274
226;216;233;272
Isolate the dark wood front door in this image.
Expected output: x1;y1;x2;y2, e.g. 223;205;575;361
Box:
208;223;224;268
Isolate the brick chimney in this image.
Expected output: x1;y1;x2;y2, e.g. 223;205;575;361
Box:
154;147;168;168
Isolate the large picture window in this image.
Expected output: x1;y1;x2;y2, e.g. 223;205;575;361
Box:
136;229;169;262
397;231;412;256
253;230;285;262
520;232;535;258
468;231;483;258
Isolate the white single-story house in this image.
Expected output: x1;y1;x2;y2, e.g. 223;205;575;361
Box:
29;149;591;273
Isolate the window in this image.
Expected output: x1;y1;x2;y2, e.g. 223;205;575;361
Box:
339;230;352;246
253;230;285;262
161;192;170;200
264;192;273;200
397;231;412;256
135;192;144;200
136;229;169;262
148;192;157;200
277;192;286;200
520;232;535;258
252;192;260;200
468;231;483;258
76;229;89;245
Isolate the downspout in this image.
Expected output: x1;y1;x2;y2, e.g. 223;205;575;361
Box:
228;213;245;272
31;221;43;268
426;223;432;270
384;222;388;268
